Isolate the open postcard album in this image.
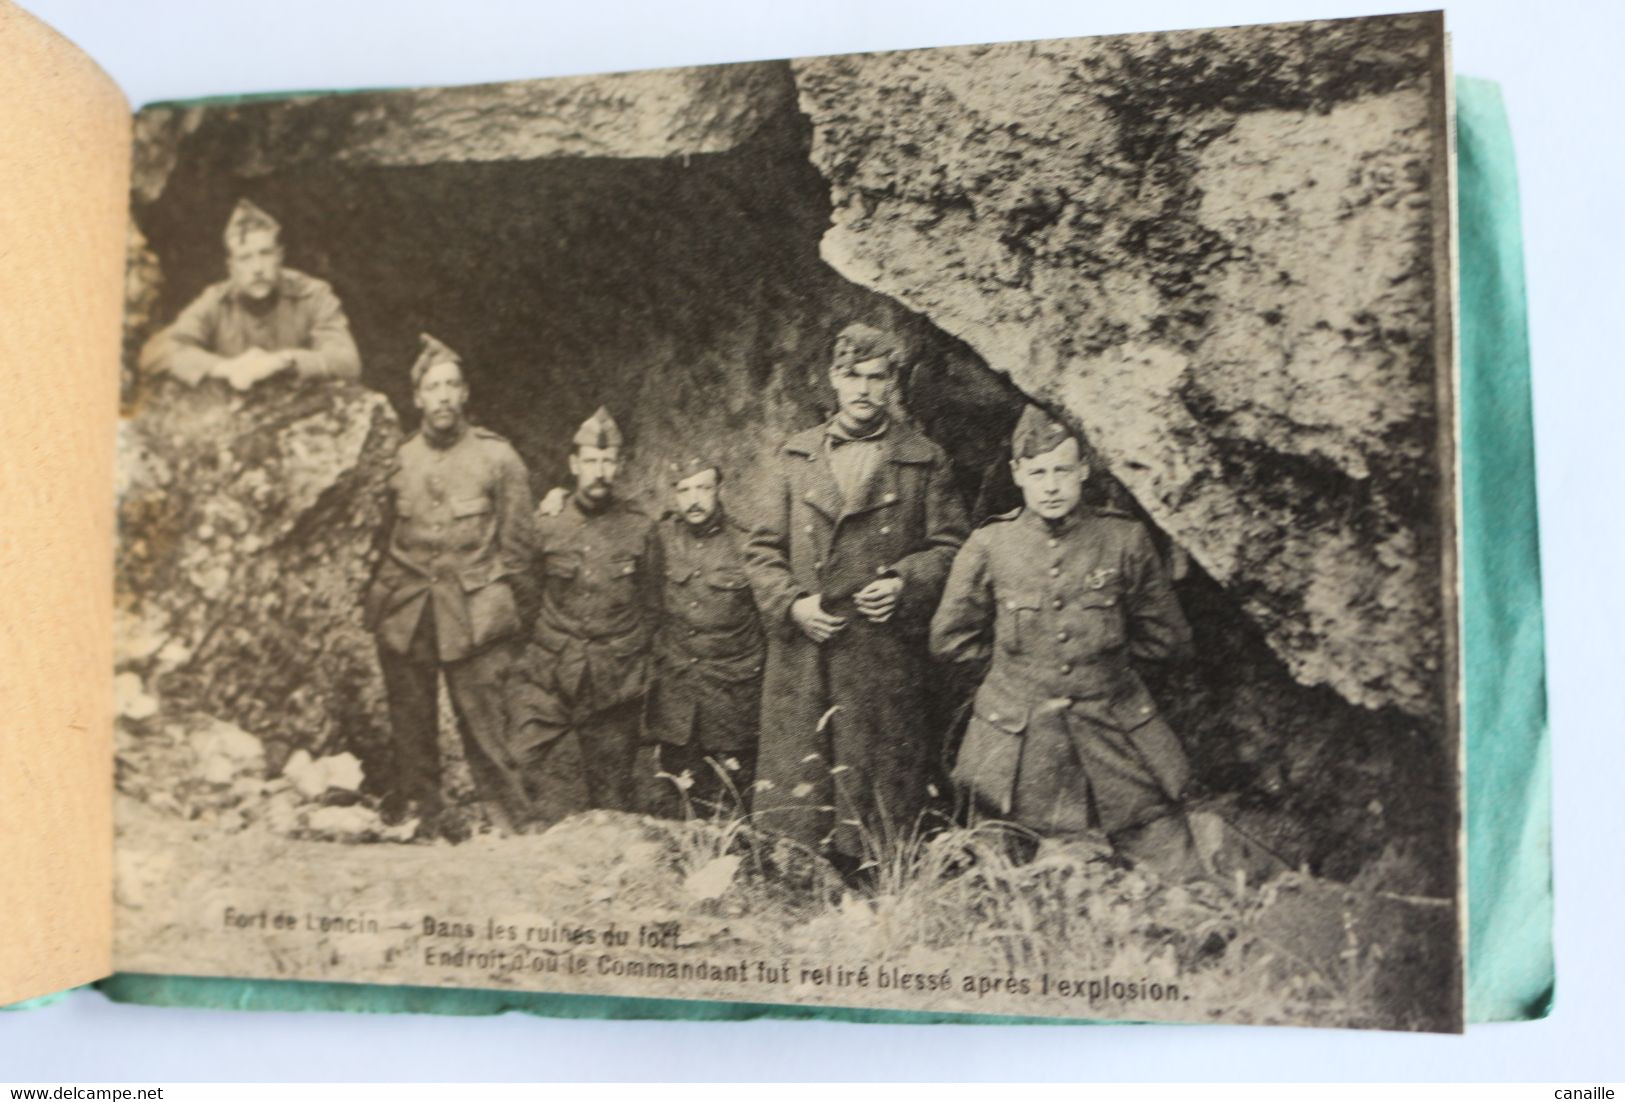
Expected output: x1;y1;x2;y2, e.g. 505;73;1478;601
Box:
1;6;1551;1035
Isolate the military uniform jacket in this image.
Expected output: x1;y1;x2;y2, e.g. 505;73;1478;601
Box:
140;268;362;385
646;510;764;750
929;506;1193;814
529;495;659;717
365;426;535;664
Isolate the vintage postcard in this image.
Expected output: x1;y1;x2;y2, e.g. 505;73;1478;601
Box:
114;11;1462;1030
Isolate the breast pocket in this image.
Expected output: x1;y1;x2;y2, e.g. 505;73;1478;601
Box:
543;550;581;581
706;570;751;595
996;594;1042;656
448;494;492;550
1072;585;1128;653
702;569;753;622
604;555;640;604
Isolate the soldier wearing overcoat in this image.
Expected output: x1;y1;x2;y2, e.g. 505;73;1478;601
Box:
745;324;968;861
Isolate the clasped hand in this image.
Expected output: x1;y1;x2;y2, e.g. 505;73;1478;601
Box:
792;575;903;644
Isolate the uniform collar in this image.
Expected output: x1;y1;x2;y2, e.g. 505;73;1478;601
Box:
676;507;727;539
421;420;470;450
571;489;617;517
825;413;890;445
1022;504;1087;538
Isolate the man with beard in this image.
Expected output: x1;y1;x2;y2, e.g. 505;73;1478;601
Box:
509;407;659;813
141;198;361;389
744;323;968;872
644;456;764;817
929;404;1198;873
364;334;535;840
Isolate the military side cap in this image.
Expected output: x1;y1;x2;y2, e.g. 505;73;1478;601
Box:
831;322;902;372
573;406;623;450
410;332;462;386
223;198;280;246
1011;403;1077;460
666;453;722;484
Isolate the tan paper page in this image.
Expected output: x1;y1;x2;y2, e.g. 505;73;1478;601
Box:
0;1;130;1005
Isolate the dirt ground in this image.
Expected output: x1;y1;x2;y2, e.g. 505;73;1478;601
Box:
114;791;1456;1030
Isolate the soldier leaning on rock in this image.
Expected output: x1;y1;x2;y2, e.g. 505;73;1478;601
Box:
643;456;765;817
929;404;1201;876
508;408;660;815
364;334;537;842
140;199;361;390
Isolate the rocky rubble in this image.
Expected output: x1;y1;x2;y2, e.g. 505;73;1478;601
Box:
117;375;401;786
114;703;411;843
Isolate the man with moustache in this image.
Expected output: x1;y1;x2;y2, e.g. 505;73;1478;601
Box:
509;407;659;813
364;334;535;840
644;456;764;816
929;404;1197;872
141;198;361;389
744;323;968;870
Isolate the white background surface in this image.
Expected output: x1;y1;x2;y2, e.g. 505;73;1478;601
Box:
5;0;1621;1083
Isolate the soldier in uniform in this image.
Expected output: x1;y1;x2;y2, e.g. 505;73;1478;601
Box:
929;404;1197;872
364;334;535;840
141;199;361;389
644;456;765;816
745;323;968;868
509;407;659;813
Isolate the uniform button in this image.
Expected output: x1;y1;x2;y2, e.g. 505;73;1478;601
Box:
1060;662;1073;675
690;600;699;608
1049;567;1060;577
1056;630;1069;642
814;559;823;570
689;657;699;665
988;712;1000;722
884;492;897;503
1140;705;1152;715
1047;538;1058;548
1052;597;1064;610
688;628;699;636
875;566;887;576
804;525;814;534
880;525;891;535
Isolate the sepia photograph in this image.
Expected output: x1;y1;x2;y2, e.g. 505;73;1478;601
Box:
112;11;1462;1032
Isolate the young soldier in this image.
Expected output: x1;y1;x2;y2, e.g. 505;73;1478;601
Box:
509;407;659;813
929;404;1197;872
140;198;361;389
644;456;764;816
745;323;968;868
364;334;534;840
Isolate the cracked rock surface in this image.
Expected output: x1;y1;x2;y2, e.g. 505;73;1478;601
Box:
794;15;1450;718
